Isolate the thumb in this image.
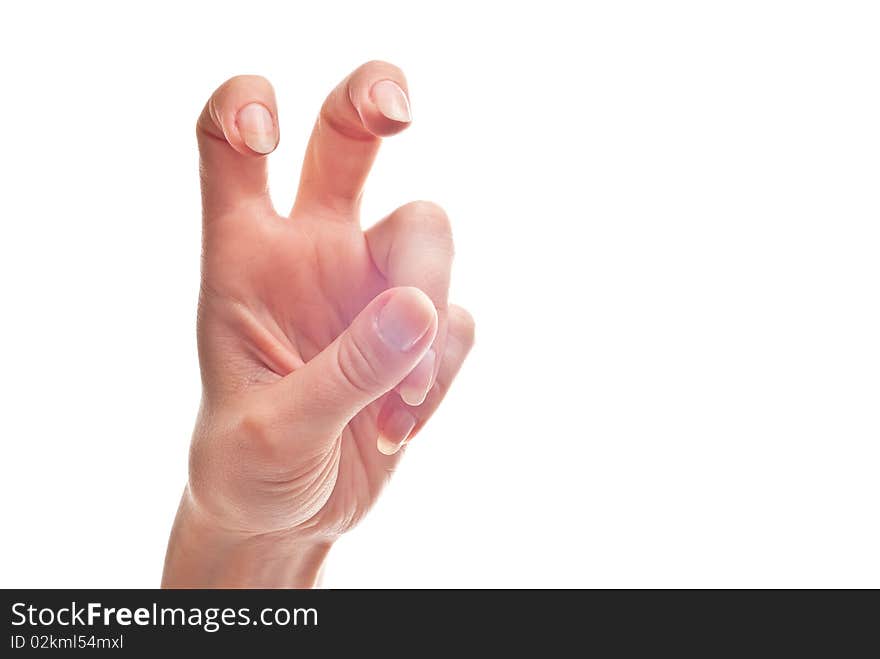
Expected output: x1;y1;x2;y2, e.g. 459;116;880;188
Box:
273;287;438;441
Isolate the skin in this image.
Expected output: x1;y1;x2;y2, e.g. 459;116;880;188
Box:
162;61;474;587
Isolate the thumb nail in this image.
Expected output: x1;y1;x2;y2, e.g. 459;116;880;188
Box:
376;288;436;352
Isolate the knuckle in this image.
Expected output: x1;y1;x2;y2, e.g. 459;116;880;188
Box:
222;74;271;92
235;403;281;454
360;59;404;78
398;201;453;243
336;334;382;396
402;200;448;224
419;272;451;309
451;306;476;348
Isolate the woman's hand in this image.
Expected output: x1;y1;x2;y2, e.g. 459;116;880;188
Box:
162;61;474;587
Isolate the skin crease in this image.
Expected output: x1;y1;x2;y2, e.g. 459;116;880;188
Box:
161;61;474;588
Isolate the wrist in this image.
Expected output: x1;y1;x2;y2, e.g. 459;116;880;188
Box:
162;487;333;588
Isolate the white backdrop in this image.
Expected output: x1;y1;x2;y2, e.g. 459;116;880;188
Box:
1;1;878;588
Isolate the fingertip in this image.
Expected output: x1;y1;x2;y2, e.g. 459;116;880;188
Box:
198;74;279;156
349;61;412;137
377;436;400;455
377;406;417;455
398;347;436;406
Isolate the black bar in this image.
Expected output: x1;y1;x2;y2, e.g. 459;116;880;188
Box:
1;589;874;652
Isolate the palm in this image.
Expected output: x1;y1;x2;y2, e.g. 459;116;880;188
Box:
200;207;395;532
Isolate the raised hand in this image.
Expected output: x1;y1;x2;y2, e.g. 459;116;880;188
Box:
162;61;474;587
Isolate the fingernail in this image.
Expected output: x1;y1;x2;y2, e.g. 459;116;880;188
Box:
399;348;436;406
371;80;412;123
376;288;436;351
377;408;417;455
237;103;276;154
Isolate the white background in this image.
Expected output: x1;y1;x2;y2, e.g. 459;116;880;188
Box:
1;1;878;588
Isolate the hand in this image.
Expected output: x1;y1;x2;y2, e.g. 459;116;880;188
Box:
162;61;474;587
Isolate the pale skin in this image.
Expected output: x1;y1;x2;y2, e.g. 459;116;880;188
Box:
161;61;474;587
